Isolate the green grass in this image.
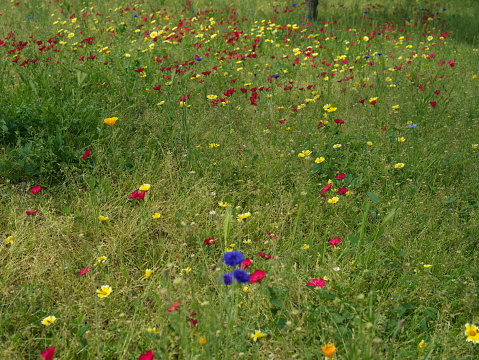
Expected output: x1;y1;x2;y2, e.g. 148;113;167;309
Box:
1;0;479;359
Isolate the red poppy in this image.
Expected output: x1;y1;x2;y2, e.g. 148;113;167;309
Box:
167;301;181;312
138;350;154;360
320;184;332;192
26;209;39;215
430;101;437;107
238;258;252;269
334;119;345;124
335;173;345;180
81;148;91;159
433;90;441;95
30;185;42;194
258;252;273;259
328;237;341;245
203;237;216;244
41;346;55;360
249;270;265;283
307;278;325;288
369;100;377;105
337;187;347;195
128;190;146;200
78;267;91;275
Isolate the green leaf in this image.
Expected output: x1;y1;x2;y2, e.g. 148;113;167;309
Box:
270;299;283;308
367;192;381;204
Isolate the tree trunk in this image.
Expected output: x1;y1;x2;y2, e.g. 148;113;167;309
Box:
306;0;319;20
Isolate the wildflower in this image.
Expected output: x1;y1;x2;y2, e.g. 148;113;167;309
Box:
392;105;400;110
129;190;146;200
237;212;251;221
418;340;426;348
223;250;245;266
298;150;312;157
465;323;479;343
472;144;478;148
223;273;233;285
5;236;14;244
167;301;181;312
97;285;112;298
218;202;231;208
81;148;91;159
42;316;57;326
78;267;91;275
96;256;107;264
321;344;337;358
423;264;432;268
139;184;151;191
209;143;220;148
152;213;161;219
251;330;266;341
30;185;42;194
103;117;118;126
207;95;217;100
141;269;153;280
338;187;347;195
335;173;345;180
203;237;216;244
249;270;265;283
258;252;273;259
239;258;252;269
367;141;373;146
302;244;310;250
394;163;405;169
397;137;405;142
334;119;345;124
328;197;339;204
26;209;39;215
98;216;109;222
157;101;165;106
147;328;159;334
233;269;250;283
199;337;207;345
328;238;341;245
41;346;55;360
315;157;325;163
138;350;155;360
307;278;325;288
430;101;437;107
180;267;191;275
333;144;342;149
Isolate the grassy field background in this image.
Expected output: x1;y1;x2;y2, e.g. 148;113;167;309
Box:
1;0;479;359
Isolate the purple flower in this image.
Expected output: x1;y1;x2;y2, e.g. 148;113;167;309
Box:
233;269;250;283
223;273;233;285
223;251;245;267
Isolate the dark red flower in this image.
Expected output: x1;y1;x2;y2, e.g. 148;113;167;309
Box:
369;100;377;105
41;346;55;360
337;187;347;195
249;270;265;283
334;119;345;124
138;350;154;360
328;237;341;245
239;258;252;269
430;101;437;107
267;232;278;239
335;173;345;180
30;185;42;194
358;99;365;104
434;90;441;95
153;85;162;90
81;148;91;159
258;252;273;259
448;59;455;67
26;209;39;215
128;190;146;200
78;267;91;275
203;237;216;244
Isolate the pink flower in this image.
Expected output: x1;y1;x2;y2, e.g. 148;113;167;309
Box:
249;270;265;283
335;173;345;180
448;59;455;67
167;301;181;312
320;184;332;192
41;346;55;360
30;185;42;194
239;258;252;269
138;350;154;360
203;237;216;244
267;231;278;239
81;149;91;159
78;267;91;275
258;252;273;259
128;190;146;200
328;238;341;245
337;187;347;195
307;278;325;288
26;209;39;215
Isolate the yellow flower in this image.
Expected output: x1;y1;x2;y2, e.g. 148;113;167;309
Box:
150;31;158;38
302;244;310;250
242;286;251;293
68;32;75;38
139;184;151;191
103;117;118;126
333;144;342;149
243;240;252;244
367;141;373;146
315;157;325;163
181;267;191;275
218;202;231;208
363;36;369;41
423;264;432;268
199;337;207;345
472;144;478;148
321;344;337;358
298;150;312;157
418;340;426;348
207;95;217;100
42;316;57;326
147;327;159;334
125;53;131;58
394;163;405;169
152;213;161;219
157;101;165;106
392;105;400;110
98;216;109;222
397;137;405;142
5;236;14;244
209;143;220;148
328;197;339;204
141;269;153;280
465;323;479;342
237;212;251;221
427;36;433;41
251;330;266;341
97;285;112;298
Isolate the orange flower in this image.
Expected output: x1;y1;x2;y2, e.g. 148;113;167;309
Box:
321;344;337;358
103;117;118;126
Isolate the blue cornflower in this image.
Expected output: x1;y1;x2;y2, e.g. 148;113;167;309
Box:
272;74;280;79
195;57;203;61
133;14;138;17
223;273;233;285
408;124;417;128
223;250;245;267
233;269;250;283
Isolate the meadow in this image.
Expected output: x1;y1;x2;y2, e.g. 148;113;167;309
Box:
1;0;479;359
